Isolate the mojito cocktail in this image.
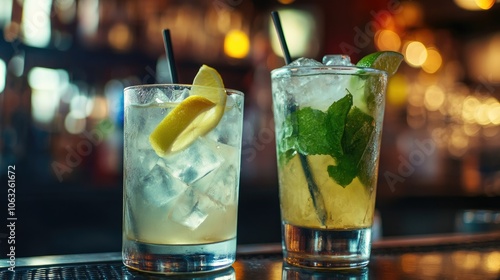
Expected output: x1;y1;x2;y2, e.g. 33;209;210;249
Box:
123;68;244;273
272;55;391;269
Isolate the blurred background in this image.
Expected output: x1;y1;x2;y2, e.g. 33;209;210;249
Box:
1;0;500;257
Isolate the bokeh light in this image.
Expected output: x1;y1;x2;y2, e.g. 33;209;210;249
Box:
89;96;108;120
375;29;401;51
0;0;13;27
8;54;25;77
422;48;443;73
0;59;5;93
78;0;99;37
64;112;87;134
488;102;500;125
454;0;495;10
396;1;424;27
475;103;491;125
468;33;500;83
483;251;500;273
108;23;133;51
70;94;94;118
424;85;445;111
269;9;317;58
22;0;52;47
476;0;495;9
224;29;250;59
28;67;68;125
419;254;443;276
387;73;408;107
401;253;419;273
462;96;481;123
404;41;428;67
55;0;77;24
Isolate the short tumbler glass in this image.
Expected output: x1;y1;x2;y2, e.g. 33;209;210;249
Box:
122;84;244;274
271;63;387;269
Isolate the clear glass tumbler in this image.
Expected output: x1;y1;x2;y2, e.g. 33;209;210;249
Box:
122;84;244;274
271;59;387;269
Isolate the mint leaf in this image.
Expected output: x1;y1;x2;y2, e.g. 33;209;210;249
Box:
327;106;375;187
325;93;352;158
277;93;375;188
279;94;354;157
342;107;374;158
295;107;332;155
327;157;357;187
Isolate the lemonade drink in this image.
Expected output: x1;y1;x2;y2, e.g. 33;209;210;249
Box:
271;55;391;269
122;67;244;274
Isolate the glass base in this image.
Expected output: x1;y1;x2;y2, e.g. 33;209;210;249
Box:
282;223;371;269
122;237;236;274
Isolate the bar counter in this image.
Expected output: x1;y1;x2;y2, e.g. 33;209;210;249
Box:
2;231;500;279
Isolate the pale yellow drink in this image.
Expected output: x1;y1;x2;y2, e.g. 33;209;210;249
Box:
280;154;376;229
123;84;244;274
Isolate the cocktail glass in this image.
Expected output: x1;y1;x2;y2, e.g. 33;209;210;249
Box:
122;84;244;274
271;56;387;269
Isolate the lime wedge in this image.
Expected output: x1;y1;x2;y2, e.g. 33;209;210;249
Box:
149;65;227;156
356;51;404;76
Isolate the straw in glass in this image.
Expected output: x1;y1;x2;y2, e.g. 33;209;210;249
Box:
162;29;178;83
271;11;327;226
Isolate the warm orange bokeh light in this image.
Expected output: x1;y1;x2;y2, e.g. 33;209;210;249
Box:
422;48;443;73
475;0;495;9
454;0;494;10
404;41;428;67
375;29;402;51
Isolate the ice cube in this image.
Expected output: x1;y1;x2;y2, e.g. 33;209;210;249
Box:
160;138;224;184
136;149;159;174
173;88;190;102
131;106;167;150
322;54;353;66
205;95;243;146
288;57;324;67
169;190;216;229
139;164;188;207
151;90;170;104
291;74;352;111
124;149;158;199
192;143;239;206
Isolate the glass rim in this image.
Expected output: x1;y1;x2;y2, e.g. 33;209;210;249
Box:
124;84;244;96
271;65;387;77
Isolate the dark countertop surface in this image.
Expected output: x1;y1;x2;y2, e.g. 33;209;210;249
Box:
2;231;500;279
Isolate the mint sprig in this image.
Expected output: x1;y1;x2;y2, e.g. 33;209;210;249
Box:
279;93;375;187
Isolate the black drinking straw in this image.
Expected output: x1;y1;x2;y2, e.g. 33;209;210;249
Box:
271;11;292;65
271;11;327;226
162;29;178;83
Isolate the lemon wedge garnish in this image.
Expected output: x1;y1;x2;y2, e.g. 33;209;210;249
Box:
149;65;227;156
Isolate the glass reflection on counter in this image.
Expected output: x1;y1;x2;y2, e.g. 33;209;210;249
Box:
398;250;500;279
281;263;369;280
123;266;235;280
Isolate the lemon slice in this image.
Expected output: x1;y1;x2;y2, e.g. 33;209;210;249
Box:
356;51;404;76
149;65;227;156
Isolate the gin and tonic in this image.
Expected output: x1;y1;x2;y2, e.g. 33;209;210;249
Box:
123;82;244;274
